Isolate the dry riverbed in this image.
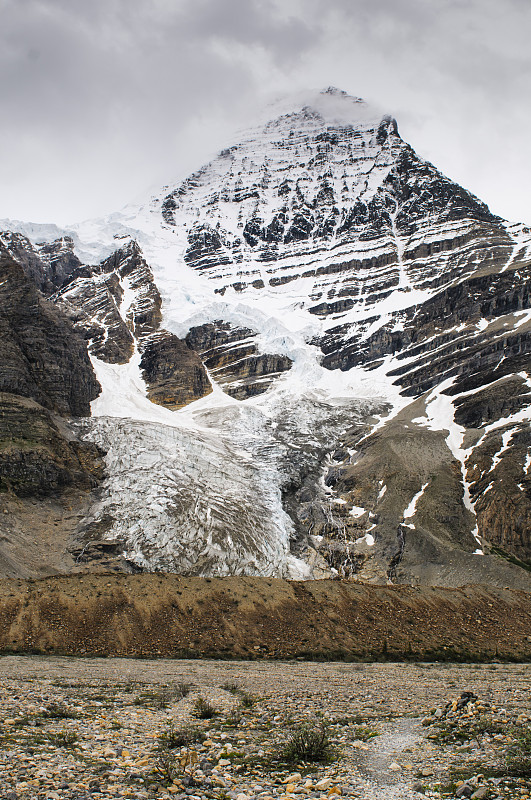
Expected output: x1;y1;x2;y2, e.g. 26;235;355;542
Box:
0;658;529;800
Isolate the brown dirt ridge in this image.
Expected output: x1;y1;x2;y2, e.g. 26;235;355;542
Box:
0;575;530;661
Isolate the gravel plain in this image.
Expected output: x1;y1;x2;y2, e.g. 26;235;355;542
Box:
0;658;529;800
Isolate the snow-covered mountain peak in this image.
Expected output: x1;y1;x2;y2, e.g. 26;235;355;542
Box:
1;88;530;587
258;86;388;130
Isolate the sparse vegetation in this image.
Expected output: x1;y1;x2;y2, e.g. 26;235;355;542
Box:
277;721;332;763
506;724;531;775
221;681;240;694
192;695;218;719
175;681;192;699
134;688;175;709
223;708;243;728
46;730;78;748
154;748;179;782
428;714;507;746
157;721;205;750
0;663;529;799
351;724;379;741
42;702;79;720
239;691;256;709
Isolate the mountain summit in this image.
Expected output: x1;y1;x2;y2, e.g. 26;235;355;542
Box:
0;90;530;587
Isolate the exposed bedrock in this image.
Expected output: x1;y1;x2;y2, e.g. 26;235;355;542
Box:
453;375;531;428
52;240;161;365
0;249;108;578
0;230;82;294
98;241;163;337
319;262;531;395
0;252;100;416
465;424;531;563
1;234;213;410
305;397;531;589
139;331;212;409
0;394;104;498
186;320;292;399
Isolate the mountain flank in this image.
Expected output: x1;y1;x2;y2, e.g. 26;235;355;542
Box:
0;88;530;587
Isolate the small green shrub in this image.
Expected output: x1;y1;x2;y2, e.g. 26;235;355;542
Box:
158;722;205;750
278;722;332;763
352;725;379;741
192;696;218;719
506;725;531;775
47;730;78;748
239;692;256;709
155;748;179;782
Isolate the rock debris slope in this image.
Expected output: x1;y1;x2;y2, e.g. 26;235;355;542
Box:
0;87;530;586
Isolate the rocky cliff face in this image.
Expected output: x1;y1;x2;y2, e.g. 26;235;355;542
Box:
0;250;107;576
52;240;212;407
0;252;100;416
0;87;530;586
186;321;292;399
0;393;104;498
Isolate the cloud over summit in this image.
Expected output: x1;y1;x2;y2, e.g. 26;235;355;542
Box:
1;0;530;224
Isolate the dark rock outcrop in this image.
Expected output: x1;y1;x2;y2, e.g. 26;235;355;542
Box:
186;320;292;399
465;422;531;562
0;394;104;497
0;252;100;416
0;231;81;294
139;332;212;409
0;250;106;576
1;235;213;410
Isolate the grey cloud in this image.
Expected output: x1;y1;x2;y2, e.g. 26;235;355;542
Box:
0;0;530;223
175;0;319;61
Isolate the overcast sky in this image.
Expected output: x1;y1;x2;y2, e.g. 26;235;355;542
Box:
1;0;530;226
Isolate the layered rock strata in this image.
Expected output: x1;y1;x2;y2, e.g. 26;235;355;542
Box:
186;321;292;399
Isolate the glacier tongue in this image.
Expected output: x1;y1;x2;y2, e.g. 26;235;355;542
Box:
81;385;382;577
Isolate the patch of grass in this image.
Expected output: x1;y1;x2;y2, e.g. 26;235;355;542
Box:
221;681;240;694
277;722;333;764
158;722;205;750
46;730;78;748
175;681;192;700
332;713;366;726
222;709;243;728
192;696;218;720
239;691;256;709
42;702;79;720
507;724;531;776
220;682;257;708
444;764;508;786
351;725;379;741
133;688;175;709
9;715;38;729
429;715;507;746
